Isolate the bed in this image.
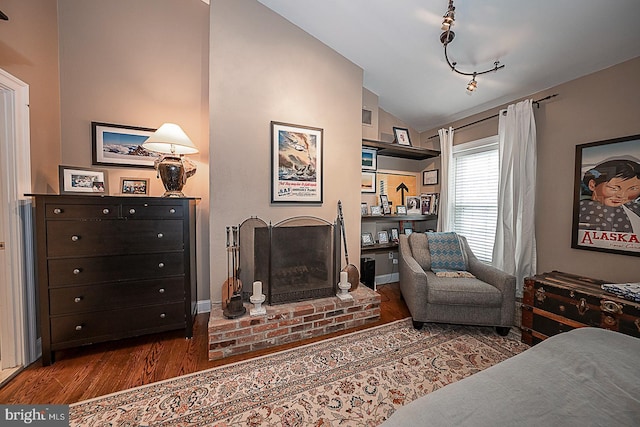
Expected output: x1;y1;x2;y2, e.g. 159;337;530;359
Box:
382;327;640;426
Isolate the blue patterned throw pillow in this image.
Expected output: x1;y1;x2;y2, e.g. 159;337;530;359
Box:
426;232;469;275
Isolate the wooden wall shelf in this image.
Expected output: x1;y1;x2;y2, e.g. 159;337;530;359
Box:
362;138;440;160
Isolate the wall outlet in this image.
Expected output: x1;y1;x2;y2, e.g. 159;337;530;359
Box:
388;252;394;259
393;258;398;264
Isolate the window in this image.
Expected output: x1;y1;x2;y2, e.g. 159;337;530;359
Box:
451;136;499;263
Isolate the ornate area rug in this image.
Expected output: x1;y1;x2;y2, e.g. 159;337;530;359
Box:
70;319;528;426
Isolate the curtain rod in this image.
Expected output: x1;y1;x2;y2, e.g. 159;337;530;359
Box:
426;93;558;140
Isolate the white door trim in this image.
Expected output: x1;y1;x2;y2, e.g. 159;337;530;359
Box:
0;68;36;368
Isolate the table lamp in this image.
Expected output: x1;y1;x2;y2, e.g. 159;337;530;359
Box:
142;123;199;197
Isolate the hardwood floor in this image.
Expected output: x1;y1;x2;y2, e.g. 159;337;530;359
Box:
0;283;410;404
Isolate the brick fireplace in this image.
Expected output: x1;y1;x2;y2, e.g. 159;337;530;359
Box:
208;285;380;360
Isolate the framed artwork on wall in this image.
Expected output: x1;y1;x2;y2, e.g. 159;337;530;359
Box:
361;171;376;193
271;121;323;203
92;122;159;168
571;133;640;256
59;165;108;195
362;147;377;171
393;127;412;146
423;169;439;185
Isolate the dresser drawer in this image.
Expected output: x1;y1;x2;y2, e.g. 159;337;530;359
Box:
48;252;184;286
46;219;184;257
122;203;184;219
45;203;119;219
50;302;185;347
49;277;184;315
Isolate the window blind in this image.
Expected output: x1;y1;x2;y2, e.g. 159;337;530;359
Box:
451;137;499;263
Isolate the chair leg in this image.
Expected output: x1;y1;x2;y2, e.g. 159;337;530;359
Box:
412;320;424;330
495;326;510;336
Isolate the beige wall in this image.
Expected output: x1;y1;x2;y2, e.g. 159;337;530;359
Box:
421;57;640;283
0;0;61;192
210;0;363;303
58;0;211;300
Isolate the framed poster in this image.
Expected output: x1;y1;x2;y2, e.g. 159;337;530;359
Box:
271;121;323;203
92;122;159;168
571;134;640;256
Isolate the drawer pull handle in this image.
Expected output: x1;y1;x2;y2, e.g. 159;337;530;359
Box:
53;208;62;214
160;313;166;319
169;208;176;214
158;262;165;268
73;268;81;275
71;235;79;242
102;208;110;214
74;297;82;303
129;208;136;214
75;325;83;331
159;288;165;293
577;298;589;316
157;233;164;238
559;305;566;313
603;315;617;327
601;300;623;315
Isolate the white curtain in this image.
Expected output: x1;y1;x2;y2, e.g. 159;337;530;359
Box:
492;99;537;295
437;127;454;231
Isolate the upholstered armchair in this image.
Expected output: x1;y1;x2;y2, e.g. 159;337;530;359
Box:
398;232;515;335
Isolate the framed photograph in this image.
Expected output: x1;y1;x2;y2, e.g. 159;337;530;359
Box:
571;134;640;256
120;177;150;195
406;196;421;214
361;171;376;193
362;147;377;171
361;232;375;246
423;169;439;185
361;202;368;216
396;205;407;215
380;194;391;215
377;230;389;244
92;122;160;168
370;205;383;216
59;165;109;195
271;121;323;203
404;228;413;235
390;228;399;241
393;127;412;146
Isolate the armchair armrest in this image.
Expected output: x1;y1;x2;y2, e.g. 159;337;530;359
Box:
398;236;429;316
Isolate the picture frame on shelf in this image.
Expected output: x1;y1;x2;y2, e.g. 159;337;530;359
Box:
361;232;375;246
390;228;399;242
422;169;439;185
571;133;640;256
362;147;377;171
91;122;159;168
120;177;150;195
370;205;383;216
377;230;389;244
361;171;376;193
271;121;323;204
406;196;421;214
404;228;413;235
396;205;407;215
393;127;412;146
361;202;368;216
380;194;391;215
59;165;109;195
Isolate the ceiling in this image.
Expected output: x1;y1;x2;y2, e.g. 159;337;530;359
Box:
256;0;640;132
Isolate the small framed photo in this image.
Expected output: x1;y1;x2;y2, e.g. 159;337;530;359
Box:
406;196;421;214
390;228;399;241
423;169;439;185
377;230;389;244
380;194;391;215
396;205;407;215
361;202;369;216
59;165;108;195
92;122;159;168
362;147;377;171
362;171;376;193
404;228;413;235
370;205;382;216
361;232;375;246
393;127;412;146
120;177;150;195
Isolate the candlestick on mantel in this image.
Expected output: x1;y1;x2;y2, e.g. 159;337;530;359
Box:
250;281;266;316
253;281;262;297
337;271;353;301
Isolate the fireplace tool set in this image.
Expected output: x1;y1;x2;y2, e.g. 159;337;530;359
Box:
222;226;246;319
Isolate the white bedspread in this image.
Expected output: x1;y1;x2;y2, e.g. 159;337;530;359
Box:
382;327;640;426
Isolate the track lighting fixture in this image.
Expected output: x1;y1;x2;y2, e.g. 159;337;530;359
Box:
440;0;504;92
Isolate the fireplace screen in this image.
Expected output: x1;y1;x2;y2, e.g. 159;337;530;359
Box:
239;216;339;305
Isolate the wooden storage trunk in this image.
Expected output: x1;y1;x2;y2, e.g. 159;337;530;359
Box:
521;271;640;345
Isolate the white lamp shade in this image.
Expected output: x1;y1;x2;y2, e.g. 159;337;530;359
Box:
142;123;199;155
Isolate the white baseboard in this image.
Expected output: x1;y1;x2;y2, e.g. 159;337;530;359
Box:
375;273;399;286
197;299;212;314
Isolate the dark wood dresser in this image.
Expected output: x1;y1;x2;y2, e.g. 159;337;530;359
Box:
521;271;640;345
31;194;197;365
